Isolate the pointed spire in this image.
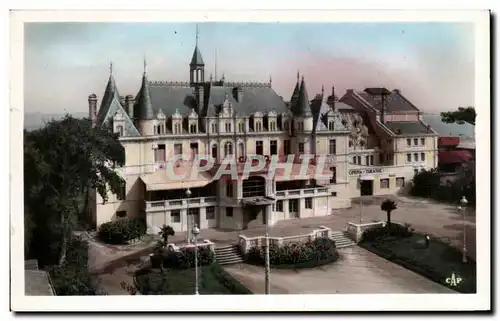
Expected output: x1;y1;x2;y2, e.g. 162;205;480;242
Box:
269;74;272;85
135;71;155;120
296;76;312;117
321;85;324;96
190;25;204;66
297;70;299;82
196;24;199;46
110;61;113;75
143;55;147;75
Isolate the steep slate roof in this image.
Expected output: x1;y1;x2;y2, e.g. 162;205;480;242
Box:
384;121;434;135
97;75;140;137
310;95;351;133
357;89;419;112
148;82;288;118
294;77;312;117
190;46;205;66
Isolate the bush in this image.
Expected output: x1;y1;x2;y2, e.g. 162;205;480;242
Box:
49;237;98;295
209;264;253;294
361;223;414;243
161;246;215;269
246;237;338;267
98;219;146;244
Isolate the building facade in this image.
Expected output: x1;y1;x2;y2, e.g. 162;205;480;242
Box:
88;40;439;234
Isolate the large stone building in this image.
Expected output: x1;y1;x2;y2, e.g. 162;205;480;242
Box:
87;38;439;234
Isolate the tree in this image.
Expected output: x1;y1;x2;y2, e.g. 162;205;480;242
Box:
440;106;476;126
159;225;175;246
380;199;397;227
24;115;125;266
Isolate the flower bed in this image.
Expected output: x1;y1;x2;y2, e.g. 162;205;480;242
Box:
151;245;215;269
245;237;339;268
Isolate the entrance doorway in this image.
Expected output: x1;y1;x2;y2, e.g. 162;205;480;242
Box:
360;179;374;196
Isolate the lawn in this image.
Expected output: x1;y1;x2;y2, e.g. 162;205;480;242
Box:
134;263;252;295
360;234;476;293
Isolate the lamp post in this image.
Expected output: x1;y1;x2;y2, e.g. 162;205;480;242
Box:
264;205;270;295
192;225;200;295
186;188;192;244
459;196;468;263
359;176;363;224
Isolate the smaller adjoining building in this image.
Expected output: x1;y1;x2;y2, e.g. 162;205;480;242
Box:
438;136;474;173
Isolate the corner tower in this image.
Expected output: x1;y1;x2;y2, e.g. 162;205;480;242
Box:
189;25;205;86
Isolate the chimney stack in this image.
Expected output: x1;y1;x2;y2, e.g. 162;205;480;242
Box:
125;95;134;119
88;94;98;127
119;95;126;106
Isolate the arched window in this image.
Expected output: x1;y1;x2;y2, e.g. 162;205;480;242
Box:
238;143;244;157
224;141;233;157
190;123;197;133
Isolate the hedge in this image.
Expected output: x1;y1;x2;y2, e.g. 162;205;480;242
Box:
98;219;146;244
361;222;414;243
152;245;216;269
209;263;253;294
246;237;339;268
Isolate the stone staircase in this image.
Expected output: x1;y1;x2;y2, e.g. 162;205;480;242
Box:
215;244;244;265
330;230;357;248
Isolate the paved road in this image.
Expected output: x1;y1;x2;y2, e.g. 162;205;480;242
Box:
224;246;456;294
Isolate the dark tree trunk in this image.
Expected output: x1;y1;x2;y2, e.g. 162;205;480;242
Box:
387;210;392;227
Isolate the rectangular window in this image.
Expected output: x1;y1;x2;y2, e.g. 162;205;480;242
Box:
174;143;183;155
329;139;336;155
330;167;337;184
225;122;232;133
238;122;244;132
226;184;233;197
284;140;291;155
380;179;390;189
190;123;197;134
298;142;304;153
370;155;374;165
305;198;313;209
406;153;411;163
154;144;166;163
270;140;277;155
256;140;264;155
407;138;411;146
211;123;217;133
289;199;298;212
206;206;215;220
298;122;304;132
269;121;275;131
116;210;127;218
328;121;334;131
420;138;425;146
396;177;405;187
117;182;126;200
365;156;370;166
420;153;426;161
276;200;283;212
413;138;418;146
171;210;181;223
284;121;289;131
357;156;361;164
226;207;233;217
331;192;337;197
413;153;419;162
353;156;357;164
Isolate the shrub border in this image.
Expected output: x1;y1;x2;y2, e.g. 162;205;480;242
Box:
245;251;339;269
360;241;476;294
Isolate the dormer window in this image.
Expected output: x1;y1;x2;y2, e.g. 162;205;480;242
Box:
155;124;165;135
284;120;289;131
225;122;232;133
174;123;181;135
190;123;197;134
211;122;217;133
238;122;244;133
116;125;124;137
328;121;334;131
255;121;262;132
298;122;304;132
349;140;353;148
269;121;276;131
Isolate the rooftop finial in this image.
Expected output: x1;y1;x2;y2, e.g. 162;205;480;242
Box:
196;24;199;46
297;70;299;82
321;85;324;96
110;61;113;75
143;55;147;75
269;74;272;85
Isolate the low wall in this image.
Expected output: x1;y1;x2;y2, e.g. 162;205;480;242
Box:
166;239;215;252
345;221;386;243
238;226;332;254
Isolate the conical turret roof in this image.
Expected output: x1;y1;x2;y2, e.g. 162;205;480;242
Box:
190;45;205;66
295;76;312;117
134;72;155;120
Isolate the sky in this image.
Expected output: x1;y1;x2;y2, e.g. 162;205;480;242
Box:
24;22;475;114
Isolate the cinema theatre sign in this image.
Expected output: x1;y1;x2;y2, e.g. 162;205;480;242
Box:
348;168;383;176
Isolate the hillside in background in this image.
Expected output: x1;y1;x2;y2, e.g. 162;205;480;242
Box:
24;112;88;130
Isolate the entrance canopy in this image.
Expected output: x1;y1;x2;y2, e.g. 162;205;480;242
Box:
140;161;213;191
359;176;375;181
242;196;276;206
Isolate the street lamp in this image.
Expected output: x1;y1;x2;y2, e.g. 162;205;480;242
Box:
459;196;468;263
359;176;363;224
192;225;200;295
186;188;192;244
264;206;271;295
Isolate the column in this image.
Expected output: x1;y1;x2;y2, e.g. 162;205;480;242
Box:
299;198;305;218
199;207;207;229
283;199;289;220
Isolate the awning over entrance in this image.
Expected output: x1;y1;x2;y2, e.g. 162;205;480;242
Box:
359;176;375;181
242;196;276;206
140;161;214;191
273;164;333;182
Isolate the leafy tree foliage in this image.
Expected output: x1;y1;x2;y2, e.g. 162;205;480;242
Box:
24;115;125;266
380;199;397;226
440;106;476;126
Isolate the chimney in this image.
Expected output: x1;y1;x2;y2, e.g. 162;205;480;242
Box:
346;89;354;94
394;89;401;94
380;95;386;124
331;86;336;111
125;95;134;119
426;124;431;133
195;85;204;112
88;94;98;127
119;95;126;106
232;86;243;102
